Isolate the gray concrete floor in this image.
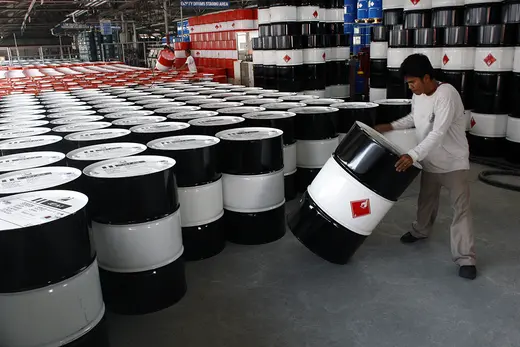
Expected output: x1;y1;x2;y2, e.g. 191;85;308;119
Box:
107;163;520;347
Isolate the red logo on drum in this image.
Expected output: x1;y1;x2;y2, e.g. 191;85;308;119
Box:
442;54;449;65
313;10;319;18
322;52;326;61
484;53;496;67
350;199;371;218
283;55;292;63
470;117;476;128
410;0;420;5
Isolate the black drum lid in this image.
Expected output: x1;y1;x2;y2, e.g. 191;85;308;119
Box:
242;111;297;145
330;103;378;132
334;122;421;201
0;193;94;293
374;98;412;124
83;164;179;224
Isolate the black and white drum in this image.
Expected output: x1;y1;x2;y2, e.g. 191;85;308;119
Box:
373;99;412;124
97;105;144;114
0;127;51;140
0;135;63;156
253;37;265;88
102;110;155;121
440;26;476;110
153;106;202;116
330;102;378;142
63;128;132;151
404;0;432;29
432;0;464;27
224;95;264;102
48;113;104;125
467;111;507;157
513;39;520;119
52;122;112;136
111;116;166;129
66;142;147;170
185;98;225;106
302;34;327;95
188;116;245;136
143;102;187;110
240;98;281;106
302;98;344;106
262;36;278;90
289;106;340;192
147;136;225;260
472;24;515;115
216;127;286;244
326;34;350;98
388;29;414;99
0;151;65;173
0;114;46;123
0;190;109;347
217;106;267;117
370;27;389;90
242;110;298;200
288;121;421;264
166;110;219;123
0;166;82;197
46;110;97;118
130;122;190;144
261;102;306;111
413;28;443;77
506;116;520;163
84;155;186;315
0;120;49;130
200;102;244;111
275;35;304;92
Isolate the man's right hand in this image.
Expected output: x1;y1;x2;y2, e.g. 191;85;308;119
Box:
374;124;393;133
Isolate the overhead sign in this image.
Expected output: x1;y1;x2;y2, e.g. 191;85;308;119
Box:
100;19;112;35
180;1;230;8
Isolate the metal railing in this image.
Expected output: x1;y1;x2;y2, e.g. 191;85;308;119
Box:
0;45;79;66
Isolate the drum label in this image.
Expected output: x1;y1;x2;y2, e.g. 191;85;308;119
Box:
68;143;146;160
0;167;80;194
484;53;496;67
0;191;87;229
0;152;64;172
470;117;476;128
350;199;371;218
85;156;175;178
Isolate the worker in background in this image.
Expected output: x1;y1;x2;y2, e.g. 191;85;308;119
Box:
374;54;476;280
180;49;197;73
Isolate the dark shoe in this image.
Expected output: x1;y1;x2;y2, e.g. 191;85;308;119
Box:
400;232;425;244
459;265;477;280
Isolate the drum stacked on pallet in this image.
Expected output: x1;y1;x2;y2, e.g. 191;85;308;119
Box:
84;155;187;315
253;0;350;98
147;136;225;261
288;121;421;264
217;127;286;245
0;190;110;347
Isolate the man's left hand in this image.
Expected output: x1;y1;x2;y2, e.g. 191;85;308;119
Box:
395;154;414;172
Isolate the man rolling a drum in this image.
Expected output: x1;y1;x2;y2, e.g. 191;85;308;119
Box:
375;54;476;280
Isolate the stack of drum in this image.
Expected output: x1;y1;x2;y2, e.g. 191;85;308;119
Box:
0;189;110;347
253;0;350;98
370;26;389;101
147;136;226;261
217;127;286;245
386;27;413;99
84;155;187;315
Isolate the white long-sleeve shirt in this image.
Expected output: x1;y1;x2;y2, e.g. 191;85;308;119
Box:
390;83;470;173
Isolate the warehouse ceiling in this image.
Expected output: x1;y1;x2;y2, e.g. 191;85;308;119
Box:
0;0;257;40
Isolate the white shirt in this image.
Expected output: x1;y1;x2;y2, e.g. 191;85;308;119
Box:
186;55;197;73
391;83;470;173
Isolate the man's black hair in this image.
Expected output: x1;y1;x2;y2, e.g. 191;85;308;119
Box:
400;53;435;79
185;48;191;55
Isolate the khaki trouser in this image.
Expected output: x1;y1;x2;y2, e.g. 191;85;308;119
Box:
410;170;476;266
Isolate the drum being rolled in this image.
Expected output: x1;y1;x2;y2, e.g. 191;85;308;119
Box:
288;121;421;264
